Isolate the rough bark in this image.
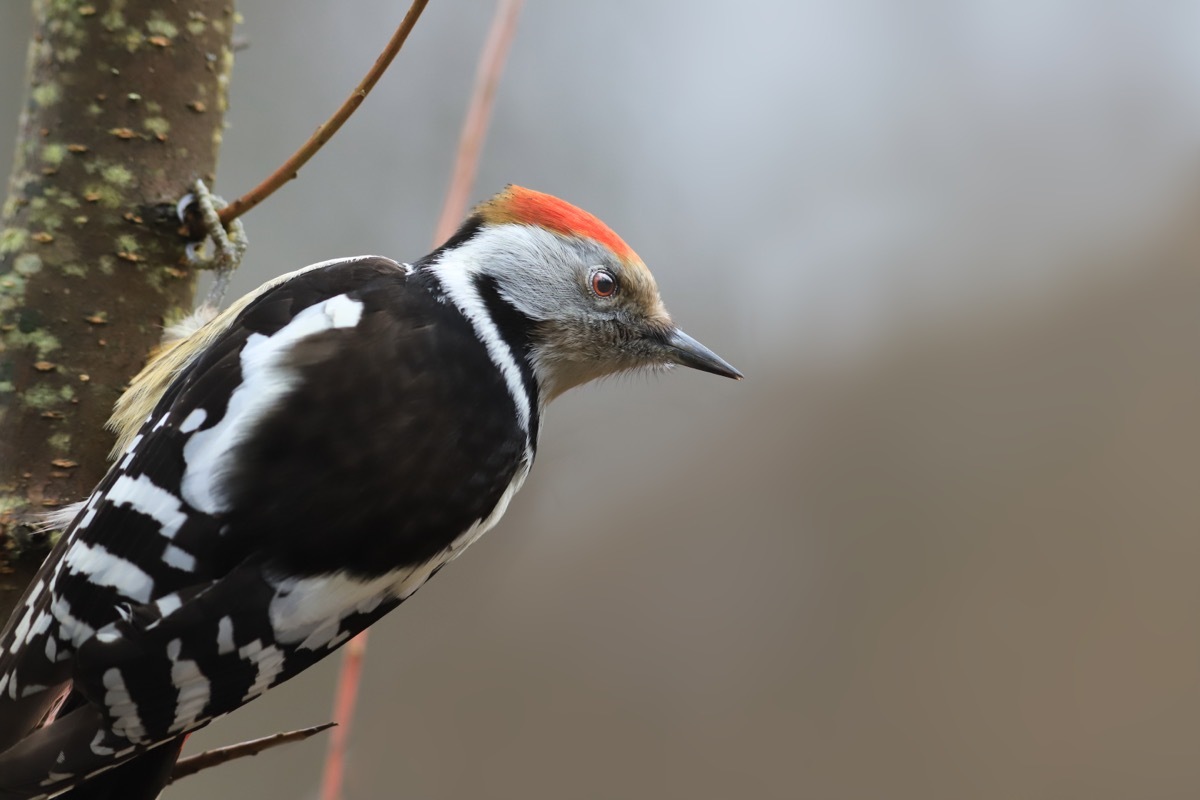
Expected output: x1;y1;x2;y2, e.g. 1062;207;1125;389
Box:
0;1;235;620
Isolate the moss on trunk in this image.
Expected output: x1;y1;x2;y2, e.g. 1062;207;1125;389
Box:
0;0;236;619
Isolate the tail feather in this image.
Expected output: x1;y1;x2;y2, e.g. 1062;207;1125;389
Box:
48;738;185;800
0;705;140;800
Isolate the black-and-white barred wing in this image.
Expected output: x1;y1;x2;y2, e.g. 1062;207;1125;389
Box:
0;256;414;798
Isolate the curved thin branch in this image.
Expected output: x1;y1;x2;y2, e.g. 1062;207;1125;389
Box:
216;0;431;226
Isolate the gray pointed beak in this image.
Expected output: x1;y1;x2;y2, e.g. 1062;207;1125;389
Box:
661;328;743;380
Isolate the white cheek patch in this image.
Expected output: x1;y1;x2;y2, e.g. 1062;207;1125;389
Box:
181;295;366;515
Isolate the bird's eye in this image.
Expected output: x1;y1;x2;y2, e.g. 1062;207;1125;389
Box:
591;269;618;298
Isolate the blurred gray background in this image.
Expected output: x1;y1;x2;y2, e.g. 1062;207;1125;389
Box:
5;1;1200;798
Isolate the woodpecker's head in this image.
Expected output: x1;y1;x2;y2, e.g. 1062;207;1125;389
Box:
426;185;741;400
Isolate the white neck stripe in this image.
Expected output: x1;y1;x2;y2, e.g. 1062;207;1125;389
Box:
429;256;533;438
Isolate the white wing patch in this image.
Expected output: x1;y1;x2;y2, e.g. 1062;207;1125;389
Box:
181;294;366;515
323;294;364;328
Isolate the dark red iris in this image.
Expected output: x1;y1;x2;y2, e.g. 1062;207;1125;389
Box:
591;269;617;298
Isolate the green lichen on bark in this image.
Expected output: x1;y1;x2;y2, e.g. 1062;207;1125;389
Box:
0;0;237;617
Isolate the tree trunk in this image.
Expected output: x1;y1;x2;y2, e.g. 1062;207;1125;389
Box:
0;0;235;621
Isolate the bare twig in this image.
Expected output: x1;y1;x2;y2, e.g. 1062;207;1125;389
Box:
169;723;336;783
217;0;431;226
434;0;526;244
317;4;525;799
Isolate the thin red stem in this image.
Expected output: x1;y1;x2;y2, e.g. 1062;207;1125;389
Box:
319;633;368;800
433;0;525;244
317;4;524;798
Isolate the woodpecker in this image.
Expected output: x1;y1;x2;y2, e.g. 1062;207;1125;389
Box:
0;186;740;799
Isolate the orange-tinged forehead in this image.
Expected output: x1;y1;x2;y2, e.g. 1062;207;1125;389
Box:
477;186;640;264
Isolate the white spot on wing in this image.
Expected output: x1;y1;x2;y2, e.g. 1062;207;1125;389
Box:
9;603;37;648
155;593;183;617
90;730;115;756
323;294;364;327
43;771;73;786
50;594;95;649
78;509;97;530
62;541;154;604
297;622;344;651
102;667;148;744
163;544;197;573
179;407;207;433
106;473;189;539
267;571;400;647
237;639;285;701
30;611;52;637
118;434;144;470
167;639;210;733
216;616;235;655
